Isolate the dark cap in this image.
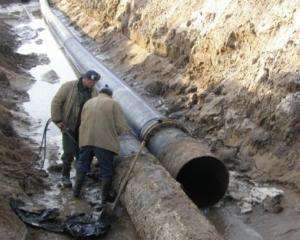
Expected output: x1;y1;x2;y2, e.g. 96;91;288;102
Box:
83;70;100;81
99;85;113;96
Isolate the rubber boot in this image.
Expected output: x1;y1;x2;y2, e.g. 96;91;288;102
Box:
95;179;112;210
100;179;112;205
61;162;72;188
73;172;85;198
97;179;112;220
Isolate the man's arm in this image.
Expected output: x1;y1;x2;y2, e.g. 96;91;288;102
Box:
51;83;69;126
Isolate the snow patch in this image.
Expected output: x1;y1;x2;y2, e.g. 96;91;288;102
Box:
228;171;284;213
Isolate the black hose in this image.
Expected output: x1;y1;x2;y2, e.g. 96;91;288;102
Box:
37;118;52;169
37;118;81;171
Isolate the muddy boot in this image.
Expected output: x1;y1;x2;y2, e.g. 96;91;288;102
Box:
73;172;85;198
96;179;112;218
96;178;112;209
61;163;72;188
102;179;112;203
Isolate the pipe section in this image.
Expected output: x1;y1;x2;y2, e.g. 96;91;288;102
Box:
117;134;222;240
147;127;229;207
40;0;229;207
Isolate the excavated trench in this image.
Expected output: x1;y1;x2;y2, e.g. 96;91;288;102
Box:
40;0;230;210
47;2;300;240
1;0;300;240
1;1;224;240
1;1;138;239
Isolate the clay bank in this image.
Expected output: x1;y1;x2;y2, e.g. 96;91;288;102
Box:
0;0;299;240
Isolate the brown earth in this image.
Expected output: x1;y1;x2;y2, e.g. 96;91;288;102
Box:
0;20;48;239
0;1;295;239
53;0;300;191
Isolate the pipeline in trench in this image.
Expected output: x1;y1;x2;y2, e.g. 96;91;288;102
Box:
6;2;138;239
39;0;229;209
35;1;298;240
3;1;294;240
6;2;224;240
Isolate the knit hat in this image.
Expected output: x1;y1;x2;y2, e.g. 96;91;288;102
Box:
83;70;100;81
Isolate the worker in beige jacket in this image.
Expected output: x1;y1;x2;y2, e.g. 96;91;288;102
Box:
73;86;130;205
51;70;99;187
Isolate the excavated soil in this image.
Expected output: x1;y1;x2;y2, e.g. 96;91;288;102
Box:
0;2;139;239
0;15;48;240
0;0;299;239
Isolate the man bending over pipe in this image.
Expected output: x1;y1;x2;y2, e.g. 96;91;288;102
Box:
73;86;130;207
51;70;100;187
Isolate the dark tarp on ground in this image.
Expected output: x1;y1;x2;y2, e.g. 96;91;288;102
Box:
10;198;110;238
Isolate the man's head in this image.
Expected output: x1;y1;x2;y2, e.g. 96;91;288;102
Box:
82;70;100;88
99;85;113;97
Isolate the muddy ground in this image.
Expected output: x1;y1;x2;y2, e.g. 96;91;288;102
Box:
0;10;48;240
0;0;299;240
0;1;139;239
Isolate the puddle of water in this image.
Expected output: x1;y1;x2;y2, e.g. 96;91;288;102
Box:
0;1;39;23
10;3;79;212
10;10;137;238
16;17;77;141
18;19;77;129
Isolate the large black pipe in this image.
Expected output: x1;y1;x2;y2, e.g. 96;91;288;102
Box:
40;0;229;207
117;134;223;239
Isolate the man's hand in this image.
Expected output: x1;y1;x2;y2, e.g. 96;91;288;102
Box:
57;122;66;131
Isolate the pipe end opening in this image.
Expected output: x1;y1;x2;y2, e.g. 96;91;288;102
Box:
176;156;229;208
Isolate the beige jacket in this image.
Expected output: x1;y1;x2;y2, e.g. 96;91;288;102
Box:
51;80;97;131
79;93;130;154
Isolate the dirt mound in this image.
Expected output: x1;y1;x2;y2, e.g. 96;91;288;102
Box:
0;17;46;189
0;14;48;240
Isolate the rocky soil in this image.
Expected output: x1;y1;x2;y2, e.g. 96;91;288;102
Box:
0;16;48;240
53;0;300;191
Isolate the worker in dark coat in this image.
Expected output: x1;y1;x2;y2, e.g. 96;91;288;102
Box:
51;70;100;187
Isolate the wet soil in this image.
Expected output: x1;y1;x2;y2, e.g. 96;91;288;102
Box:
0;0;298;239
0;1;138;239
0;3;48;240
51;4;300;240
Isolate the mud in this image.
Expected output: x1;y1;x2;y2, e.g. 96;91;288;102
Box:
0;1;138;239
0;3;48;240
0;0;299;239
51;1;300;239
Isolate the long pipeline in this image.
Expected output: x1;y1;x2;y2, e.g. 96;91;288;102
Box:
40;0;229;207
